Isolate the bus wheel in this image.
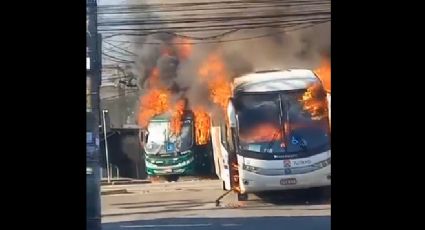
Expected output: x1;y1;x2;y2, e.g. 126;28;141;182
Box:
222;181;226;190
237;193;248;201
164;175;179;182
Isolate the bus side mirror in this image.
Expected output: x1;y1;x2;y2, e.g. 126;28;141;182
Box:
144;131;149;143
139;130;149;146
227;99;237;128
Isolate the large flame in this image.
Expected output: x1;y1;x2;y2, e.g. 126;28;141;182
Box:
299;58;330;120
137;89;170;128
138;37;213;146
147;67;160;87
239;123;284;143
198;53;232;111
174;37;192;60
300;83;328;120
170;100;186;135
160;46;174;57
314;58;331;93
193;107;211;145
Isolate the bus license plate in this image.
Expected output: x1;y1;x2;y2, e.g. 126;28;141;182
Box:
165;168;172;173
280;178;297;185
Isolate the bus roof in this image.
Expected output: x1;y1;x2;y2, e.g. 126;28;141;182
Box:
233;69;319;93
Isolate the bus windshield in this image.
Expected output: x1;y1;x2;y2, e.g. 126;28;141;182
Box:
235;90;330;155
236;94;285;153
284;90;330;153
145;119;193;154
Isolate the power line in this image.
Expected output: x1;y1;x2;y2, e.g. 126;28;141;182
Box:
102;76;131;82
100;18;329;41
103;47;134;58
103;40;137;56
98;9;329;22
102;28;239;40
103;20;328;45
102;52;134;63
98;0;330;13
98;14;330;29
98;19;329;35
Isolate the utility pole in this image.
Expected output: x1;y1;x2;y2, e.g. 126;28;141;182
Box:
87;0;102;229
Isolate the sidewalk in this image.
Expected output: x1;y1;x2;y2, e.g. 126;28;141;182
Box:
101;178;151;186
101;178;151;195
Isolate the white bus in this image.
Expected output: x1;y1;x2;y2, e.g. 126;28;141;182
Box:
211;69;331;200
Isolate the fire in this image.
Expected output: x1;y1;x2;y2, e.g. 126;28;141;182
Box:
137;37;194;133
239;123;284;143
193;107;211;145
137;89;170;128
299;58;330;120
161;46;174;57
137;38;221;148
314;58;331;93
147;67;160;87
230;161;241;193
198;53;232;111
170;100;186;135
173;37;192;60
301;83;328;120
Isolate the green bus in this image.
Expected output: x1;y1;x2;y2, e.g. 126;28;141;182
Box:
139;111;213;181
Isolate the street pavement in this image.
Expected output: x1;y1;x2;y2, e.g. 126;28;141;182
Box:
101;179;330;230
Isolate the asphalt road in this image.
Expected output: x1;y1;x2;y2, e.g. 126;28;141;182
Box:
101;179;330;230
103;216;330;230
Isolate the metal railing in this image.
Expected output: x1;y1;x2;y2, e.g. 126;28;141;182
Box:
101;164;120;180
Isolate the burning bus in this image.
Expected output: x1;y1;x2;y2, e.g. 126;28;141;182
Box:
139;108;214;181
139;112;195;181
211;69;331;200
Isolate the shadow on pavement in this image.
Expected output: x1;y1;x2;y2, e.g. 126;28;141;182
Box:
103;200;217;217
117;200;214;209
102;216;330;230
112;199;203;206
253;186;331;206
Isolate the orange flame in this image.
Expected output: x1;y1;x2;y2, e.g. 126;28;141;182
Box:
314;58;330;93
299;58;330;120
239;123;284;143
198;53;232;111
147;67;160;87
193;107;211;145
160;45;175;57
170;100;186;135
230;162;241;193
138;89;170;128
300;83;328;120
173;37;192;60
138;37;195;135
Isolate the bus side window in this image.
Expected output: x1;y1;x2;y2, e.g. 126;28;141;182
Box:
220;123;235;152
227;126;235;153
220;123;227;147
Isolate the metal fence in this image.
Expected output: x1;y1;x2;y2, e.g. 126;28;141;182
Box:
101;164;120;179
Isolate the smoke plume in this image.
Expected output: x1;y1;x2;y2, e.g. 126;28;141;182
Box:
132;1;330;122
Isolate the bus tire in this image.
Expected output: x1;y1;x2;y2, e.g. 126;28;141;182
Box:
237;193;248;201
222;181;226;190
164;175;179;182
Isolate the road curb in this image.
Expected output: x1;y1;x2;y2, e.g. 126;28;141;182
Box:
101;189;128;195
101;180;151;186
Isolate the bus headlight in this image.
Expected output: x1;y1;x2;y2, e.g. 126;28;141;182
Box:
243;164;259;173
177;157;194;166
180;150;191;155
312;158;331;169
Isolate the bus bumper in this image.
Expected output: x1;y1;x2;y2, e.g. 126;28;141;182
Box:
239;165;331;193
147;163;195;176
